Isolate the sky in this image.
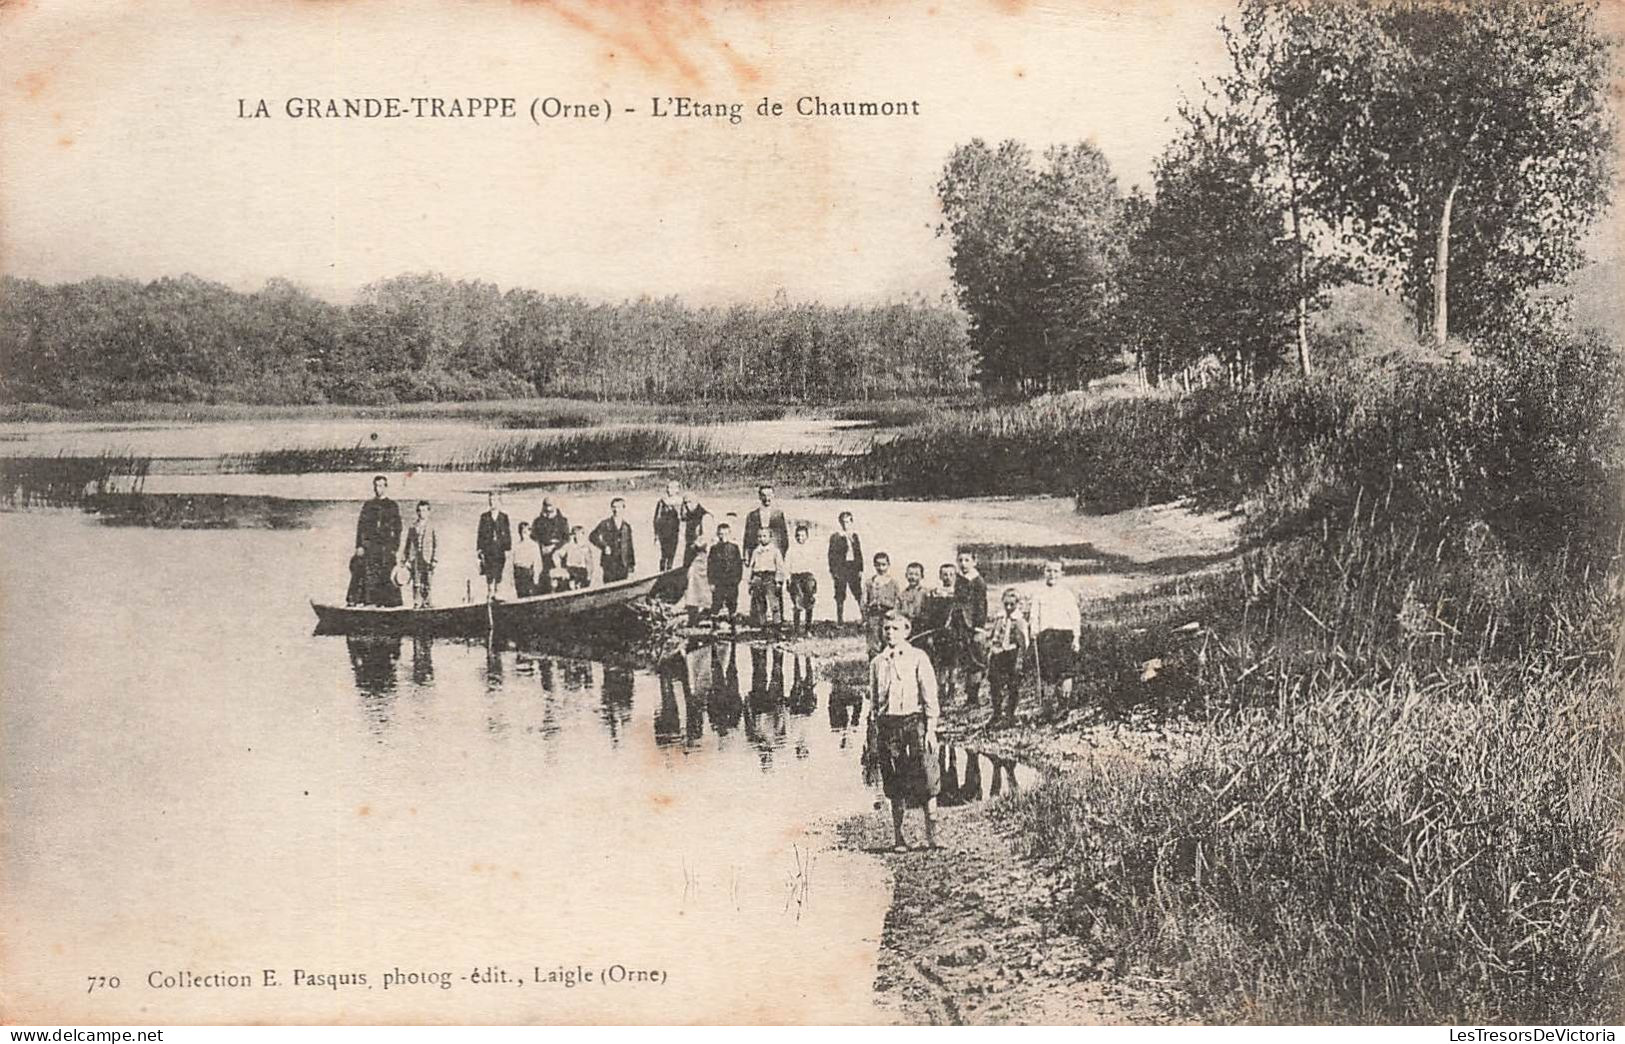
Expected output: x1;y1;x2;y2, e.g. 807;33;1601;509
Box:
0;0;1617;305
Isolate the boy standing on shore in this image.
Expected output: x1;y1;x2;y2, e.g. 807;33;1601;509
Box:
708;521;744;634
827;511;864;625
1028;559;1081;719
785;522;820;635
896;562;928;627
747;527;788;629
864;552;903;656
988;588;1031;726
949;550;989;703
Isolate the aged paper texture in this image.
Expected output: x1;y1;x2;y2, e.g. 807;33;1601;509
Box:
3;0;1622;1028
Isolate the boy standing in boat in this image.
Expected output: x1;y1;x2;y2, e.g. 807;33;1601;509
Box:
354;474;404;607
402;500;439;608
476;491;512;600
590;497;636;583
653;479;685;571
511;521;542;598
558;525;596;589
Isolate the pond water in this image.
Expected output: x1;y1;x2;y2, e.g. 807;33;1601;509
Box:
1;483;1050;1023
0;415;882;463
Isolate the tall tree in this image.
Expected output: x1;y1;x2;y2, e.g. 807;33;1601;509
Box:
1116;107;1304;386
1262;0;1615;346
938;139;1125;390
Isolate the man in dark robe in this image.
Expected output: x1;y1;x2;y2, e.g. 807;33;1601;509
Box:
353;475;403;606
530;497;571;593
590;496;636;583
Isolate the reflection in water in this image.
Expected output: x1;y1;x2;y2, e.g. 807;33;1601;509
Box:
347;636;403;737
411;636;435;685
935;744;1033;806
332;632;1037;800
347;636;402;696
790;655;817;715
600;665;634;744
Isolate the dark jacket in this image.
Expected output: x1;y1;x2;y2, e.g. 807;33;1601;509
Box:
827;531;863;577
708;540;744;589
531;510;570;555
653;498;683;549
744;507;790;555
477;511;512;557
590;517;635;571
952;572;989;630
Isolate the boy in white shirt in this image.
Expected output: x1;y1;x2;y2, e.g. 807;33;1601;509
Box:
784;522;820;635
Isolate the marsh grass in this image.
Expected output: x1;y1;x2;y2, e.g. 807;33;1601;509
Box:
999;657;1622;1023
445;427;720;470
0;453;153;507
219;444;408;474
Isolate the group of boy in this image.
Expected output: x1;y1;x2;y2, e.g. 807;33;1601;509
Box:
349;475;696;609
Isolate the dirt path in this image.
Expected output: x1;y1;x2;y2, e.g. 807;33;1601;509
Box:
827;499;1239;1025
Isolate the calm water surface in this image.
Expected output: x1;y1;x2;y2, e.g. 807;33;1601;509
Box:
2;489;1040;1023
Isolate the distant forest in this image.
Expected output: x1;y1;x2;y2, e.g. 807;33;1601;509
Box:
0;273;976;406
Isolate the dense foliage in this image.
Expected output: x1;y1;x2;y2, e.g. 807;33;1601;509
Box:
0;273;975;406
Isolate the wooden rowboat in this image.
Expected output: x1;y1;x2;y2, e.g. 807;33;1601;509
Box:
312;566;689;637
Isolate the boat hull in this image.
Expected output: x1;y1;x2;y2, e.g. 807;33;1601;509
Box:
311;566;688;638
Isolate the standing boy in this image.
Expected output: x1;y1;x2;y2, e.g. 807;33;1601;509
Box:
653;479;685;571
866;612;942;852
590;496;635;583
476;491;512;600
921;563;960;697
708;521;744;633
747;528;787;629
402;500;438;609
864;552;903;657
1028;560;1081;719
511;521;542;598
949;550;989;703
988;588;1031;726
558;525;596;589
896;562;928;627
784;522;820;635
827;511;864;625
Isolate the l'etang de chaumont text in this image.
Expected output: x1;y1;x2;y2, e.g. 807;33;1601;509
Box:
237;95;921;124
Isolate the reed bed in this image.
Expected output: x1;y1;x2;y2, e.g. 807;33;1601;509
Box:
218;444;408;474
443;427;721;470
0;453;153;507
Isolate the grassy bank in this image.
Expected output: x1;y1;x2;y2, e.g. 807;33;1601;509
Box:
959;335;1624;1022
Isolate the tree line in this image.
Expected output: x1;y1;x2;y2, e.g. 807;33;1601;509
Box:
938;0;1615;389
0;273;975;406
